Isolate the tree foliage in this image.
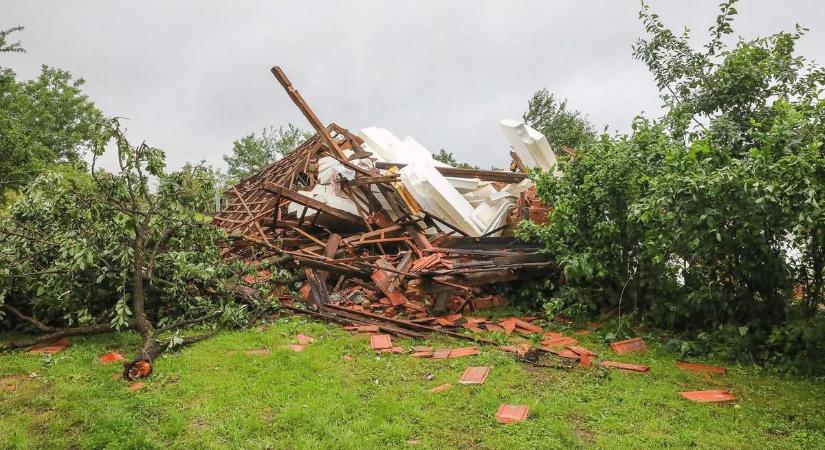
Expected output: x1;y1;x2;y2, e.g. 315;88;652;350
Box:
523;88;596;151
521;0;825;372
432;149;476;169
223;124;310;183
0;120;261;377
0;59;104;204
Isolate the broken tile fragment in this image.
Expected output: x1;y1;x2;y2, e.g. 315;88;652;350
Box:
610;337;647;354
680;390;736;403
568;346;596;357
676;361;726;375
431;349;452;359
98;351;126;364
370;334;393;350
295;334;316;345
513;319;543;333
580;353;592;367
499;319;516;335
413;346;433;352
381;346;404;354
459;366;491;385
599;361;650;372
499;343;531;356
495;404;529;424
541;336;578;348
553;349;580;360
411;351;434;358
29;337;71;354
448;347;480;358
127;382;145;392
429;383;452;393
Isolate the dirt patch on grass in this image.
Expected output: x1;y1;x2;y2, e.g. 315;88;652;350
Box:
566;412;595;445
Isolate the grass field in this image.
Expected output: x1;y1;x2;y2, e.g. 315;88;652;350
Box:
2;317;824;449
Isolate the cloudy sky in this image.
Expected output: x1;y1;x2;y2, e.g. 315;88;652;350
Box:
4;1;824;171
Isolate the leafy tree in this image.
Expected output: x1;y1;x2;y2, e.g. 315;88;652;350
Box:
0;119;261;378
522;0;825;371
433;149;476;169
0;46;105;204
523;89;596;151
223;124;310;183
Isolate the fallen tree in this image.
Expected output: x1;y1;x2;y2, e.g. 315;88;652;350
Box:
0;119;273;378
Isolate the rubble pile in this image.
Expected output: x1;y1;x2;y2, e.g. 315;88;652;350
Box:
212;66;557;340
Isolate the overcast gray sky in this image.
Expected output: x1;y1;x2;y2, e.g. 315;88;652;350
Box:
4;1;824;171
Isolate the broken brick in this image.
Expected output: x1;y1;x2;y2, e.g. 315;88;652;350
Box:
411;351;434;358
369;334;393;350
98;351;126;364
580;353;592;367
676;361;726;375
599;361;650;372
280;344;305;353
127;382;145;392
610;337;647;354
459;366;491;385
680;390;736;403
495;404;529;424
413;346;434;352
430;383;452;393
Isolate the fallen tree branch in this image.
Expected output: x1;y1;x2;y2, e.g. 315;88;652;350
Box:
0;323;124;352
1;304;55;332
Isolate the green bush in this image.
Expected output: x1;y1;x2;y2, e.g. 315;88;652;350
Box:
520;1;825;373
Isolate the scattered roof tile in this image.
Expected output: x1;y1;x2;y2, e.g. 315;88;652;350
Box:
610;337;647;354
459;366;491;385
495;404;529;424
680;390;736;403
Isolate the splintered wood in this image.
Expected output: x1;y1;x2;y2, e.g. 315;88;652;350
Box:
211;68;554;340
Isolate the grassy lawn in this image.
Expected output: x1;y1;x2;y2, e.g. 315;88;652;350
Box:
2;317;824;449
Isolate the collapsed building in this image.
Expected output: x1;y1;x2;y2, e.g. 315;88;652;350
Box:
212;67;557;336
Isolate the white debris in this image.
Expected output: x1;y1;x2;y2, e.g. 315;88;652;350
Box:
498;119;561;176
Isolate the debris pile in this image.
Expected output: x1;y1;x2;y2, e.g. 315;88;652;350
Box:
213;66;556;337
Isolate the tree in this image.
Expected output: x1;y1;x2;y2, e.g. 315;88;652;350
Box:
0;51;105;204
223;124;310;183
432;149;476;169
523;89;596;151
522;0;825;371
0;119;263;379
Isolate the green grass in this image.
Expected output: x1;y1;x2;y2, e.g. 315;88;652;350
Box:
2;318;824;449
